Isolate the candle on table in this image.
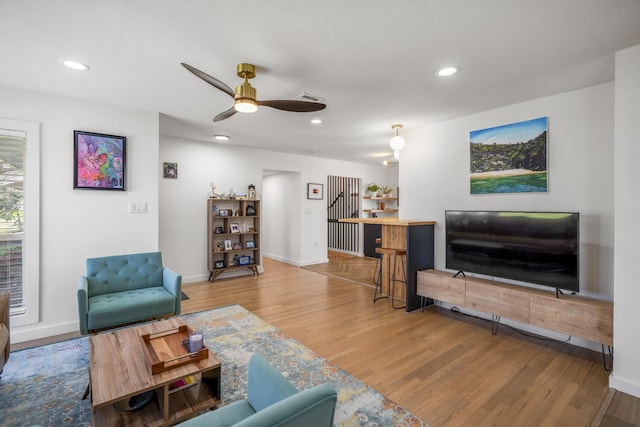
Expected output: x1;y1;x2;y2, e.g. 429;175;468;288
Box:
189;331;203;352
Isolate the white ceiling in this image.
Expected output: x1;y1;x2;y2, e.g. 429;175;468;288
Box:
2;1;640;164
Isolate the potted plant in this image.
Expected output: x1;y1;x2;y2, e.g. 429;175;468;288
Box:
366;183;381;197
382;186;393;197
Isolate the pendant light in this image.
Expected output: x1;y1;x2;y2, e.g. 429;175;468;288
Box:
389;124;405;151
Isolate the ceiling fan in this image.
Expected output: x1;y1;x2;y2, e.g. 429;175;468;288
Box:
181;63;326;122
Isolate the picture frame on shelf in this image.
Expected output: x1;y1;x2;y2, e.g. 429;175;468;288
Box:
307;183;323;200
237;255;251;266
245;240;255;249
224;239;232;251
214;260;225;269
219;209;230;217
73;130;126;191
230;223;240;233
214;226;224;234
233;242;242;250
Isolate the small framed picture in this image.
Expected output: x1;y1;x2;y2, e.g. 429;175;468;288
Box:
233;242;242;250
248;189;256;199
230;223;240;233
224;239;232;251
245;240;255;249
163;162;178;179
214;260;225;269
307;183;323;200
219;209;229;217
214;226;224;234
237;255;251;266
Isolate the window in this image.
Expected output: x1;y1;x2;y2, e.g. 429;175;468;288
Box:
0;118;39;326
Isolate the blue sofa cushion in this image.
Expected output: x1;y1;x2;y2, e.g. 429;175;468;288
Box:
86;252;164;296
87;287;177;331
176;354;337;427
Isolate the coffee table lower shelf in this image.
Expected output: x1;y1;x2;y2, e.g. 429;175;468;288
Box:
92;372;219;427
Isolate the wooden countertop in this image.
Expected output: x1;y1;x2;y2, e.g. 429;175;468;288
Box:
339;218;436;226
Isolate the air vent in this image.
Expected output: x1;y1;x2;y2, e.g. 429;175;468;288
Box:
294;92;325;103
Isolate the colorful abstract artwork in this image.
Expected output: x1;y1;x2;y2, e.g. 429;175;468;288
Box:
74;130;126;190
470;117;548;194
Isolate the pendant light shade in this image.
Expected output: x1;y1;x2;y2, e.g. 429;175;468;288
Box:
389;124;405;151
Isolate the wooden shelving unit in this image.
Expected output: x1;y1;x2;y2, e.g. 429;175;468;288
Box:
363;196;398;217
207;198;260;281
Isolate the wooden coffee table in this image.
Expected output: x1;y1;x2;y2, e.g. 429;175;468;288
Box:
89;317;221;426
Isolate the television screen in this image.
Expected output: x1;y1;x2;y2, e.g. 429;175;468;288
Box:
445;211;579;292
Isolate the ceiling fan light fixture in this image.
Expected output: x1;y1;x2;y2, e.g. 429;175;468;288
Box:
234;98;258;113
389;124;405;151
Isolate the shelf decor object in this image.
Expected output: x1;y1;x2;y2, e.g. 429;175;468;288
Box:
73;130;126;191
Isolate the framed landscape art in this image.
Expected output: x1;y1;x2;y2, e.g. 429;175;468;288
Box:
469;117;548;194
74;130;126;190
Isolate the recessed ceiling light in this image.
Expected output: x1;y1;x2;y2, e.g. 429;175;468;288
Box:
435;66;459;77
62;59;90;71
214;134;230;141
310;118;322;124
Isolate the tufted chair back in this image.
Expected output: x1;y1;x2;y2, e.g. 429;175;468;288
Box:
86;252;164;297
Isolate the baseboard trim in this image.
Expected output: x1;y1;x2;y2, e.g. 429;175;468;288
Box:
609;374;640;398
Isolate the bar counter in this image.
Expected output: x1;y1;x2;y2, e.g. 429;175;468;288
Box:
339;218;436;311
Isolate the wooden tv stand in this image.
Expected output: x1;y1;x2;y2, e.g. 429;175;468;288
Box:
417;269;613;347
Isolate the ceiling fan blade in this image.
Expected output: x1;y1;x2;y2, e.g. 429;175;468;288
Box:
258;99;326;112
213;107;238;122
181;63;235;99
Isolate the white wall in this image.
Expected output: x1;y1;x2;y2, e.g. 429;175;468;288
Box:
401;82;614;299
159;133;389;281
610;45;640;397
0;85;160;342
262;171;302;265
399;82;615;352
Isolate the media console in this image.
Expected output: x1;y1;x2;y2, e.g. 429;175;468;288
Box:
417;269;613;347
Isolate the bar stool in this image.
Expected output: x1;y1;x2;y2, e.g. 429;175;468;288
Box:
374;247;407;309
372;237;382;286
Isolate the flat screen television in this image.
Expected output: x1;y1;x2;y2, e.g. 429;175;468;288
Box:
445;210;579;292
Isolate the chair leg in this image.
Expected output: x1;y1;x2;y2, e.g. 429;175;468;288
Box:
391;254;407;310
373;254;388;303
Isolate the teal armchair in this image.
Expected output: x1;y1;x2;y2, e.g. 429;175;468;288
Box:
178;353;337;427
77;251;181;335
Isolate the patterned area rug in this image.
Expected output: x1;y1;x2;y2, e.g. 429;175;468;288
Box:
0;304;428;426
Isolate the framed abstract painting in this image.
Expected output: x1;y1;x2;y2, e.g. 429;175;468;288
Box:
74;130;126;190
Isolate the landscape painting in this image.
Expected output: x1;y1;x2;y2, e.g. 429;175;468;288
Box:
470;117;548;194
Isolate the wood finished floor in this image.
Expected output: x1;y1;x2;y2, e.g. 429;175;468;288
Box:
12;254;639;426
179;255;625;427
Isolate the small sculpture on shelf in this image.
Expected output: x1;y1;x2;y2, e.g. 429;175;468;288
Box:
248;184;256;200
210;183;222;199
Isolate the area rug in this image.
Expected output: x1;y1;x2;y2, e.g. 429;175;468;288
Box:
0;304;427;427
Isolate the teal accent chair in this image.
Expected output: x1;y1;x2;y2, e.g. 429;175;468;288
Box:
77;251;182;335
178;353;338;427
